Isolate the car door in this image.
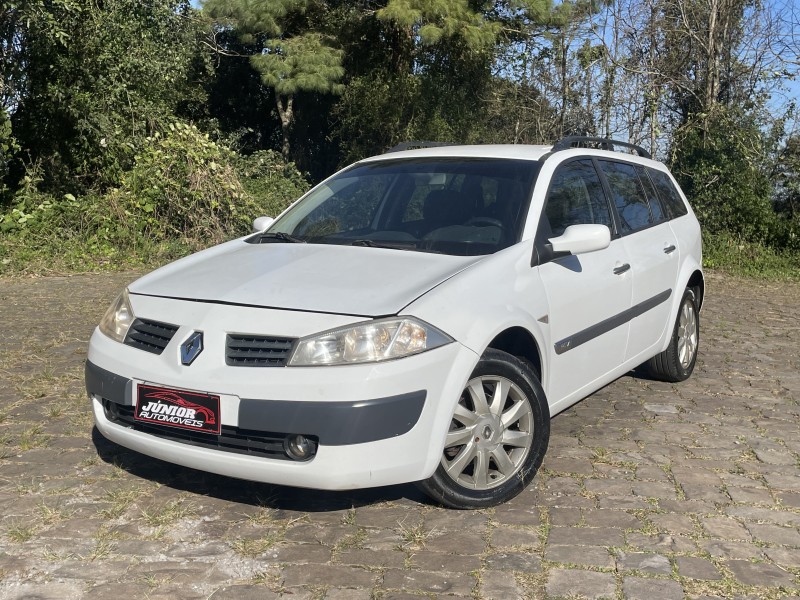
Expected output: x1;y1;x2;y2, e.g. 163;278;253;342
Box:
596;160;680;362
536;158;633;406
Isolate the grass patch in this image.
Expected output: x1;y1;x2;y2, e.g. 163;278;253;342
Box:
229;533;283;558
5;522;36;543
140;498;196;527
703;232;800;281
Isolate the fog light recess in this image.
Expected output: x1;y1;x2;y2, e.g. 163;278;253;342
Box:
284;434;317;461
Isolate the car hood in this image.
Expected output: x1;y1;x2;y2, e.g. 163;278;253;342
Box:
129;240;483;317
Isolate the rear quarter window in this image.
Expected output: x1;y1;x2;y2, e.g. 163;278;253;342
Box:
648;168;689;219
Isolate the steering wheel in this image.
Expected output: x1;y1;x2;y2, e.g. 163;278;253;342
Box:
466;217;504;228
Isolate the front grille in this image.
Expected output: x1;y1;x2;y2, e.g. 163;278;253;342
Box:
226;334;295;367
124;318;179;355
102;400;298;460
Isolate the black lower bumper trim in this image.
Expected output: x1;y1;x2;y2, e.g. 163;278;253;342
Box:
85;360;426;446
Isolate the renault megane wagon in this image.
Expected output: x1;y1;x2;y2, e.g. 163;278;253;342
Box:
86;136;703;508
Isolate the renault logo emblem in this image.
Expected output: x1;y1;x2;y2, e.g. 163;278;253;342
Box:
180;331;204;366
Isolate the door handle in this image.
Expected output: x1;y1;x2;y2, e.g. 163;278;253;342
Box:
613;263;631;275
663;244;676;254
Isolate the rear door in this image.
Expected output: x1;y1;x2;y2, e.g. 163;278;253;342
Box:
536;159;633;405
596;160;680;362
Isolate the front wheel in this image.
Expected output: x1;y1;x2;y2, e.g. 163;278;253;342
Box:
417;349;549;509
646;287;700;382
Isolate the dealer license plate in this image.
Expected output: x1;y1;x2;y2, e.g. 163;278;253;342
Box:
135;384;221;435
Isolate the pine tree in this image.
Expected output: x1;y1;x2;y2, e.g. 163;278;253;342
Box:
204;0;344;158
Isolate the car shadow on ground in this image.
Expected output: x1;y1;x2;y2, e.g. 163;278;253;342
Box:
91;427;431;512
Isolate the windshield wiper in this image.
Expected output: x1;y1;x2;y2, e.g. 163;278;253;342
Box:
351;239;417;250
258;232;307;244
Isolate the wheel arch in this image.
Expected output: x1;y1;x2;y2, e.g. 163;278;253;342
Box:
687;269;705;311
484;326;544;383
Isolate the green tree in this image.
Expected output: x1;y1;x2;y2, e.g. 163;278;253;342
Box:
204;0;344;158
671;108;773;243
7;0;210;195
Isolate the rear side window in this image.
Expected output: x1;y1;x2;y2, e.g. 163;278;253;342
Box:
635;165;665;223
648;168;689;219
597;160;653;233
544;160;612;237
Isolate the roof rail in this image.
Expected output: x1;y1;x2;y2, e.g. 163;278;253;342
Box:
385;141;457;153
552;136;651;159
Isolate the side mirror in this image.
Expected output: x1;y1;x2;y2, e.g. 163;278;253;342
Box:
252;216;275;233
549;224;610;255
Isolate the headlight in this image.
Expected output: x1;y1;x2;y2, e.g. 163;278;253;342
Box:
288;317;452;366
98;289;135;343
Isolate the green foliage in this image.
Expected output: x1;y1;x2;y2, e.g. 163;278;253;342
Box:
377;0;499;49
235;150;309;217
702;231;800;281
671;108;774;244
252;33;345;96
113;122;256;242
8;0;211;194
0;122;308;274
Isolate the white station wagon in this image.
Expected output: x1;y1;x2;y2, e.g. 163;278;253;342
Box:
86;137;703;508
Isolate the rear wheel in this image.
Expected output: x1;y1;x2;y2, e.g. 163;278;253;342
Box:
417;349;549;509
647;287;699;382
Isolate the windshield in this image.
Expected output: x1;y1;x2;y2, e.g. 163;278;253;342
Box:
265;158;541;256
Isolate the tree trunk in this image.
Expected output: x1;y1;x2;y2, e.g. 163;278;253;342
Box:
275;94;294;159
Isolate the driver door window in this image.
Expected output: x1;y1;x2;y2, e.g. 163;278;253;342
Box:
544;160;613;236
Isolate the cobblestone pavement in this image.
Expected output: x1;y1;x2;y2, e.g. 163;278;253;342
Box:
0;271;799;599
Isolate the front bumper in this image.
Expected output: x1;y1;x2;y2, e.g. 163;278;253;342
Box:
86;298;478;489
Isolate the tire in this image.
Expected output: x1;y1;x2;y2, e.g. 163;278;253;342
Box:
646;287;700;382
417;349;550;509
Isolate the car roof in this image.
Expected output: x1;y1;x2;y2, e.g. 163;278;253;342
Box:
359;144;555;163
358;143;666;169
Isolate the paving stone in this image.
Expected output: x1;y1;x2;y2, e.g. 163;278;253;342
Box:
84;583;156;599
480;570;524;599
746;523;800;546
356;506;422;529
631;481;678;499
408;551;481;573
627;532;696;554
616;552;671;574
648;514;697;536
490;525;540;549
777;491;800;508
545;457;595;475
282;564;376;588
725;506;800;527
597;495;651;510
208;586;282;600
680;484;730;503
544;545;614;568
675;556;722;580
381;569;475;595
423;509;487;532
726;486;775;505
485;551;542;572
548;526;625;547
362;529;403;551
424;530;486;554
324;588;372;600
726;560;798;587
701;516;752;540
699;540;764;560
337;549;405;569
622;577;684;600
549;507;582;526
492;504;540;526
764;547;800;568
545;568;617;599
